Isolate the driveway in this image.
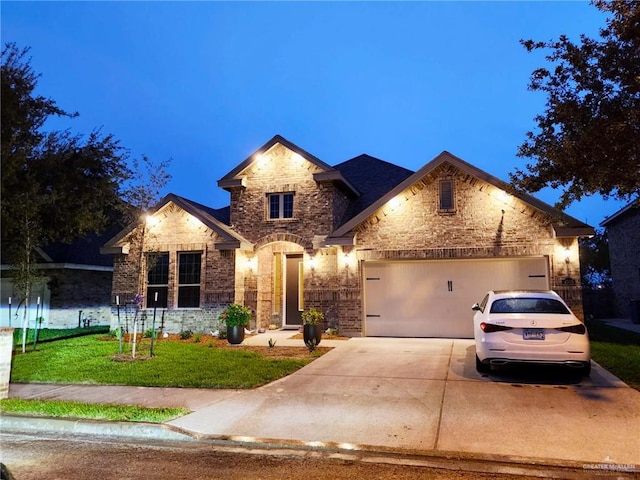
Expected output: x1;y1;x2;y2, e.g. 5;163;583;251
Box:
169;337;640;466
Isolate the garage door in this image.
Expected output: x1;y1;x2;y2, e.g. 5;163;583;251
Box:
363;257;549;338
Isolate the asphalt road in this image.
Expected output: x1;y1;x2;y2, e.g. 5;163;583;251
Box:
1;432;633;480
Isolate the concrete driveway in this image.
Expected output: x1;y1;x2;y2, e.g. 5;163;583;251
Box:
169;337;640;466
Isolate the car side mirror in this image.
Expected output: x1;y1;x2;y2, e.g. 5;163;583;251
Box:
472;303;481;311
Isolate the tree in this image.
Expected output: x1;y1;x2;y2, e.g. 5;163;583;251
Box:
579;228;611;290
510;1;640;208
1;43;170;349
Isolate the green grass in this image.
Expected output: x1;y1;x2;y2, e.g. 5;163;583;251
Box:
12;326;110;346
0;398;188;423
10;335;314;388
587;320;640;391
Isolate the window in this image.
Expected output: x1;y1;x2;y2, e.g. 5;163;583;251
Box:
439;178;454;211
268;193;294;219
178;252;201;308
490;298;570;314
146;253;169;308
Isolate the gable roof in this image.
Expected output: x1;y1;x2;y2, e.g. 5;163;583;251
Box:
327;150;594;244
332;154;414;223
101;194;252;254
217;134;359;197
600;198;640;227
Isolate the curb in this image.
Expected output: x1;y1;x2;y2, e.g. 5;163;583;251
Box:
0;415;194;443
3;415;639;478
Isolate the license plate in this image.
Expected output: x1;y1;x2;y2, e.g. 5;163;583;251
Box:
523;329;545;340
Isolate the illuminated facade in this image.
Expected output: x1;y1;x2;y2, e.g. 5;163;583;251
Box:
103;135;593;336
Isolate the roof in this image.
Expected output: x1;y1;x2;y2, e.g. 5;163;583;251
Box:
333;154;414;223
600;198;640;227
327;150;594;243
217;135;359;197
101;194;252;254
39;228;120;267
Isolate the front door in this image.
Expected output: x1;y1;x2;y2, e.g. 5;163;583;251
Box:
284;255;303;327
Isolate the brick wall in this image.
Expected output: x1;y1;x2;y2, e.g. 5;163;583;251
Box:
606;208;640;318
228;143;350;246
108;203;238;333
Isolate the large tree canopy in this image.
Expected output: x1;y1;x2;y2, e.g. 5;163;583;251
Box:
511;0;640;208
1;43;170;298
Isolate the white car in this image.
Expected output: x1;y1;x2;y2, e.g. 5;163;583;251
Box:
472;290;591;376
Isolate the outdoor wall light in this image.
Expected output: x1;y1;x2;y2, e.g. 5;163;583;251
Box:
145;215;160;227
307;257;317;269
387;196;401;211
246;258;256;272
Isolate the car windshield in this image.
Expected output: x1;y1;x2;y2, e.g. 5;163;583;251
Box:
489;298;570;314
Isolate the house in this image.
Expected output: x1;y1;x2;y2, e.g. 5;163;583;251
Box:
600;200;640;322
0;230;116;329
101;135;593;338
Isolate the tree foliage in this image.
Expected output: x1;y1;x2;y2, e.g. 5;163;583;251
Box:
1;43;171;300
511;1;640;208
579;228;611;289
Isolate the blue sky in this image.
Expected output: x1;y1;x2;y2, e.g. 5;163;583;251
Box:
1;1;626;226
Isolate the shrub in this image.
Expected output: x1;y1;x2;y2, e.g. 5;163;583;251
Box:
194;333;201;343
218;304;251;327
301;308;324;326
179;330;193;340
143;329;156;339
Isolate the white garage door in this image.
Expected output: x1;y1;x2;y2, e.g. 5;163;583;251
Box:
363;257;549;338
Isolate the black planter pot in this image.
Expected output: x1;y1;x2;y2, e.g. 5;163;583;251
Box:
227;325;245;345
303;324;322;346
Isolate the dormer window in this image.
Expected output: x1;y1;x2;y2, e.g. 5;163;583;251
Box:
268;192;294;219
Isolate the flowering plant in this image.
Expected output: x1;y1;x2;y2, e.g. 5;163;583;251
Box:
132;293;144;309
219;303;251;327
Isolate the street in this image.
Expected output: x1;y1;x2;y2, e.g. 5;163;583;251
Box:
1;432;631;480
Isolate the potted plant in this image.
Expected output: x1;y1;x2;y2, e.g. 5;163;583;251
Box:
301;307;324;347
219;304;251;345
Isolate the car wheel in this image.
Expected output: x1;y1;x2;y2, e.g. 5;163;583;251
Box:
476;354;490;374
581;362;591;377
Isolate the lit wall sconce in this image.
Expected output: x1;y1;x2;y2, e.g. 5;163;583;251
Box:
145;215;160;227
342;251;355;268
246;258;256;272
307;256;317;269
564;247;571;264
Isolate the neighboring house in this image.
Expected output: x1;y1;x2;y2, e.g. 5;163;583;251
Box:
102;135;593;338
0;231;115;329
600;200;640;321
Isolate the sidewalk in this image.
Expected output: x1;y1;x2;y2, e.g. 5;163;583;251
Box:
4;333;640;473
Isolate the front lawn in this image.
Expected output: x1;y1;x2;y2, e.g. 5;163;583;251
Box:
588;320;640;391
0;398;187;423
10;334;326;389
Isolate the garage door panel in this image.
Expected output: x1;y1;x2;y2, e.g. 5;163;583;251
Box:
364;258;549;338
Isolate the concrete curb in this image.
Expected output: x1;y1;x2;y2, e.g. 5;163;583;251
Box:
3;414;639;478
0;415;195;443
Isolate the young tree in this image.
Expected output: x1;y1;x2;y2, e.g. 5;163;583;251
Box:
510;1;640;208
1;43;170;349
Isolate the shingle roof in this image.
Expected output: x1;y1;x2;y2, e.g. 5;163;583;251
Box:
39;226;120;267
600;198;640;227
332;154;414;223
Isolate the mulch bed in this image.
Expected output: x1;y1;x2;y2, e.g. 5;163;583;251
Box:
106;333;333;360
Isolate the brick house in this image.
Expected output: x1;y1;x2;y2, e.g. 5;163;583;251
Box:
102;135;593;337
1;231;115;329
600;201;640;321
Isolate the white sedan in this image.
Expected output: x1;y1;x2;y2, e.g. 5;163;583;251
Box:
472;290;591;376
